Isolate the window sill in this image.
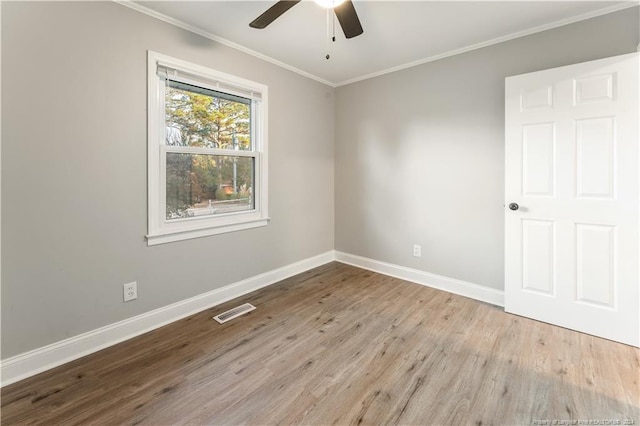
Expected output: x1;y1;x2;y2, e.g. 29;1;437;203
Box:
146;218;269;246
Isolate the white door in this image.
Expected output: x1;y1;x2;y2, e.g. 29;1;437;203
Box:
505;53;639;347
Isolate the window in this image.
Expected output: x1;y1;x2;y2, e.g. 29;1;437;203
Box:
147;51;268;245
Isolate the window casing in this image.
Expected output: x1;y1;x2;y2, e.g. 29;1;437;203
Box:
147;51;268;245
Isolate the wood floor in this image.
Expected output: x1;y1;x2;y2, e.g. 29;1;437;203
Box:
2;262;639;425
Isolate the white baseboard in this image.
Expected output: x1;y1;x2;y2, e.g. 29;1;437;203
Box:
0;250;336;387
335;251;504;307
2;250;503;387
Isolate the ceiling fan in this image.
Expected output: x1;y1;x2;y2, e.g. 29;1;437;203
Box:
249;0;364;39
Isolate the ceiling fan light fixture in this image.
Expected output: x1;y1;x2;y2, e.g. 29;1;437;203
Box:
314;0;345;9
250;0;363;39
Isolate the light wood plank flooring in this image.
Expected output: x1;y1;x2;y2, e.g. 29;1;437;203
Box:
2;262;639;425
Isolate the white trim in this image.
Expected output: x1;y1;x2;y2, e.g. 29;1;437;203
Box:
0;250;506;386
116;0;636;88
0;251;336;387
154;52;269;95
147;51;269;245
146;218;269;246
163;146;258;157
334;251;505;307
335;2;639;87
116;0;335;88
0;1;3;380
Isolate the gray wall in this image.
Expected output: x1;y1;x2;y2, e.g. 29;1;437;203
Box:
1;2;335;358
2;2;638;359
335;7;639;290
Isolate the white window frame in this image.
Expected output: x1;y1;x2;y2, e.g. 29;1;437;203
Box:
146;51;269;246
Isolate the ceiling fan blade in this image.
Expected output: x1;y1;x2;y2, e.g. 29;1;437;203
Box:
334;0;363;39
249;1;302;29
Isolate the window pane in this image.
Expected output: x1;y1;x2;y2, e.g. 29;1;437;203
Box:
166;153;255;221
165;80;251;150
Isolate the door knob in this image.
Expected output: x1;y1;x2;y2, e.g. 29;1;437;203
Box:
508;203;519;211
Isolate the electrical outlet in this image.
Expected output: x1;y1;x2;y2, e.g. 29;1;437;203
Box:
413;244;422;257
123;282;137;302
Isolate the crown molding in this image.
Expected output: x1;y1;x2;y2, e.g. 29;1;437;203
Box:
114;0;337;88
336;1;639;86
115;1;637;88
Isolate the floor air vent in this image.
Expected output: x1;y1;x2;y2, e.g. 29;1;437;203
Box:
213;303;256;324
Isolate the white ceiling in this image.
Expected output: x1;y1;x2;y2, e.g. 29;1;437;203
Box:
129;1;633;86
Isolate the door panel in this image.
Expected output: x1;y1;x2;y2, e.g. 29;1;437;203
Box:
505;53;639;347
575;224;615;308
522;123;555;196
521;85;554;110
522;219;555;296
574;73;615;104
576;117;615;199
